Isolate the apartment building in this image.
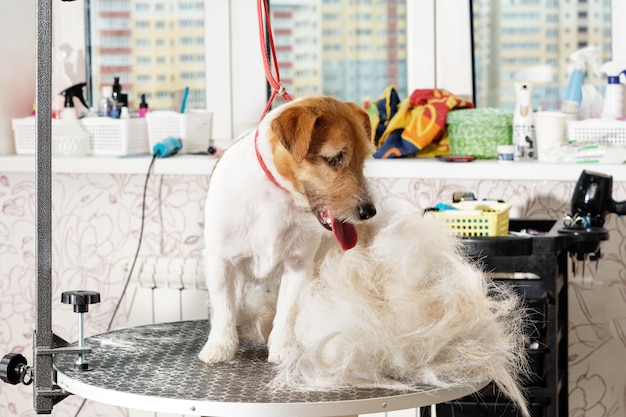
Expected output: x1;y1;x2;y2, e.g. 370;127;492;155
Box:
474;0;612;110
90;0;610;110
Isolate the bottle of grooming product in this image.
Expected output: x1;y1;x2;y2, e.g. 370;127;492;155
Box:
99;86;114;117
53;83;91;156
599;61;626;120
110;76;128;118
51;50;72;119
513;82;535;160
561;46;600;116
139;94;149;118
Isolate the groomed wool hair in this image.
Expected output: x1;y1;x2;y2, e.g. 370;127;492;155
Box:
269;213;531;417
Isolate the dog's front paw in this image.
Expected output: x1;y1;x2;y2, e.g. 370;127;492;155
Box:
267;342;297;365
198;339;237;364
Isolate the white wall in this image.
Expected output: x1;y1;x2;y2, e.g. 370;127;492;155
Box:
0;2;37;155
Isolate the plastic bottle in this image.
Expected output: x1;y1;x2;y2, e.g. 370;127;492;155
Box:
110;76;128;119
53;83;91;157
139;94;149;118
98;86;115;117
561;46;600;116
513;82;535;160
51;50;73;118
599;61;626;120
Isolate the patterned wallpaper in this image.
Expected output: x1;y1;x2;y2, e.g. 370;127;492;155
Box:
1;171;625;417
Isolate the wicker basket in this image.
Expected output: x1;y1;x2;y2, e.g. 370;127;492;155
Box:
429;201;512;237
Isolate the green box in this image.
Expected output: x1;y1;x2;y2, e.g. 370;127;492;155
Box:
446;108;513;159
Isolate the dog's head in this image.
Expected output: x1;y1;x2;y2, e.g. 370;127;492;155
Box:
269;96;377;251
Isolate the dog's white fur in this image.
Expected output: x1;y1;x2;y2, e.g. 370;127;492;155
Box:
198;97;376;364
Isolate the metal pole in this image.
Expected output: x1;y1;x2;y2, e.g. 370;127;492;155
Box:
34;0;54;412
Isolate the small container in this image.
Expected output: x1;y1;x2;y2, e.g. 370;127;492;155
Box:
446;108;513;159
428;201;512;237
534;111;567;162
145;110;213;154
497;145;515;163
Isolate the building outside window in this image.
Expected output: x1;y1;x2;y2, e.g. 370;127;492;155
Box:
74;0;621;136
473;0;612;110
90;0;206;111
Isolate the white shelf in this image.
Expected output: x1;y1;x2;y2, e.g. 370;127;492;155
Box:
1;154;626;181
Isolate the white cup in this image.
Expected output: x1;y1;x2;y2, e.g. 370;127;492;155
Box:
534;111;567;162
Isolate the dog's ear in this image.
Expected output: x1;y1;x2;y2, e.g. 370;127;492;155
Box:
347;102;373;141
271;106;319;164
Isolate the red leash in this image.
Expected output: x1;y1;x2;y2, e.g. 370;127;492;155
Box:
254;0;293;192
256;0;293;117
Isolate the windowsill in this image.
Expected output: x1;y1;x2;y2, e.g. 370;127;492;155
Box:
1;154;625;181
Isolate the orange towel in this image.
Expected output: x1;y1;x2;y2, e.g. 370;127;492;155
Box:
372;88;473;158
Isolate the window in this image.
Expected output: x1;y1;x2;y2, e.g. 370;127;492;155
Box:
53;0;625;143
89;0;206;112
472;0;612;110
407;0;623;111
272;1;408;103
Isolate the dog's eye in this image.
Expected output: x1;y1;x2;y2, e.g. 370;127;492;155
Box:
323;152;344;167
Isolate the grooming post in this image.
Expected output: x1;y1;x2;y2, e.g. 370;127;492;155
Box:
34;0;55;412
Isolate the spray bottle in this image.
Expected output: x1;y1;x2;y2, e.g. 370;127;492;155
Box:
51;50;73;118
53;83;91;156
599;61;626;120
561;46;600;116
513;83;535;160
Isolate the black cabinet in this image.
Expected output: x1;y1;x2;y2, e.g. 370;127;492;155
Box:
436;219;607;417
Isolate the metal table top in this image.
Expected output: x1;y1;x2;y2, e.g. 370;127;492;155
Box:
54;320;487;417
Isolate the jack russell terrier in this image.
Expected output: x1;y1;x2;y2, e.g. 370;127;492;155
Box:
198;96;377;364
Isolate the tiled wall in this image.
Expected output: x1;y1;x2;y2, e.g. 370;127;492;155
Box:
1;171;625;417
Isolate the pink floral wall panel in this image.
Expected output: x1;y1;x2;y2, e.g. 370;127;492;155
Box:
1;171;625;417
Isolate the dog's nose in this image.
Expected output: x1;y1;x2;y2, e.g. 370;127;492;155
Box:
358;203;377;220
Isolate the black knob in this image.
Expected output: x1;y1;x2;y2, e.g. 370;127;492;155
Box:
61;290;101;313
0;353;28;385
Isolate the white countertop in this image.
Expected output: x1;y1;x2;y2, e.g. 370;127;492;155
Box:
1;154;626;181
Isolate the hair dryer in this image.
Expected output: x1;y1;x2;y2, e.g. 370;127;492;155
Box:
568;170;626;229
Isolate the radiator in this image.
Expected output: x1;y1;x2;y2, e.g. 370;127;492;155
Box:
125;256;436;417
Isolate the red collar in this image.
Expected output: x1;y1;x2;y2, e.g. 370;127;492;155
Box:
254;128;288;192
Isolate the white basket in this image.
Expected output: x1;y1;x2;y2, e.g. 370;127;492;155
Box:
12;117;61;155
80;117;149;155
568;119;626;145
145;110;213;154
12;116;149;156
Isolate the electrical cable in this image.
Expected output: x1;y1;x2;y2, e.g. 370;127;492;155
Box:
107;154;157;331
73;154;157;417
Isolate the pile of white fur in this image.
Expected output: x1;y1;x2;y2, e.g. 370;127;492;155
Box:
272;213;530;417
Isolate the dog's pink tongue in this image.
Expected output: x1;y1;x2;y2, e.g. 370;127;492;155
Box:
331;218;358;250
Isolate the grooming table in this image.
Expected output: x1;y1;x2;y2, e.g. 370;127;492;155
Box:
54;320;487;417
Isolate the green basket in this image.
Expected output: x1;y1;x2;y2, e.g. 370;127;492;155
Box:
446;108;513;159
